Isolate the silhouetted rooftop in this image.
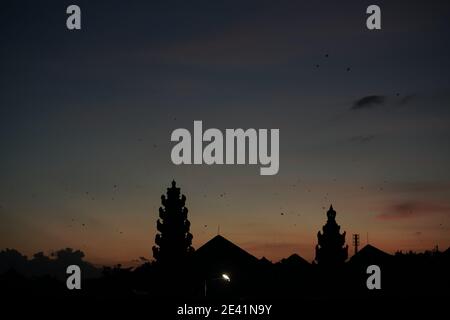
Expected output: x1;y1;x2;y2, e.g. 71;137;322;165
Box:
349;244;392;264
259;256;272;265
194;235;259;265
279;254;310;267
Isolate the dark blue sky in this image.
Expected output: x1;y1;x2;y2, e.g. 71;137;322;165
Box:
1;0;449;264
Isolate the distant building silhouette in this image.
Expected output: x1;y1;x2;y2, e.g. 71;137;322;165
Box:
315;205;348;266
194;235;260;267
193;235;262;298
278;253;311;268
152;180;194;266
349;244;391;266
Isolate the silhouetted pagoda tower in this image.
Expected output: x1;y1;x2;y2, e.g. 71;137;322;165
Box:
152;180;194;266
315;205;348;266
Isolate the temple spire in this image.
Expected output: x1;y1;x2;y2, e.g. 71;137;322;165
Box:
152;180;195;266
315;205;348;266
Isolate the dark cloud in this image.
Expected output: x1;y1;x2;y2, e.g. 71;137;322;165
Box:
376;201;450;220
351;95;386;110
349;134;375;143
398;94;417;105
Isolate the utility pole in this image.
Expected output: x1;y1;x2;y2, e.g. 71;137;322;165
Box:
352;234;360;255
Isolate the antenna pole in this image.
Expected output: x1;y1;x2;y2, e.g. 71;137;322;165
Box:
352;234;360;255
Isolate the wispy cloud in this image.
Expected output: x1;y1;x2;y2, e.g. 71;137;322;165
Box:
398;94;417;105
349;134;375;143
376;201;450;220
351;95;385;110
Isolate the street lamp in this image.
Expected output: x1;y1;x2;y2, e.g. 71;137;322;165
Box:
205;273;231;297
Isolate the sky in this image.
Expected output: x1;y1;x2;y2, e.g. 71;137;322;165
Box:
1;0;450;266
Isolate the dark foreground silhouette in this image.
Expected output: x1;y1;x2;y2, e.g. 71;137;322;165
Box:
1;240;449;300
1;181;448;317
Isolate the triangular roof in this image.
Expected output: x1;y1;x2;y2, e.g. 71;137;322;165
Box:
259;256;272;265
194;235;259;265
349;244;392;264
279;253;310;267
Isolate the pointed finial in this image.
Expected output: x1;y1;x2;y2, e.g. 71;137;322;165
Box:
171;180;176;188
327;204;336;220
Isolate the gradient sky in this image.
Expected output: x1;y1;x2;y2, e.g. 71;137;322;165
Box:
1;0;450;266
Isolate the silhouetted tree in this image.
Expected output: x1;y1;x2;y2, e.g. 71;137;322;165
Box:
152;180;194;266
0;248;28;275
315;205;348;266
